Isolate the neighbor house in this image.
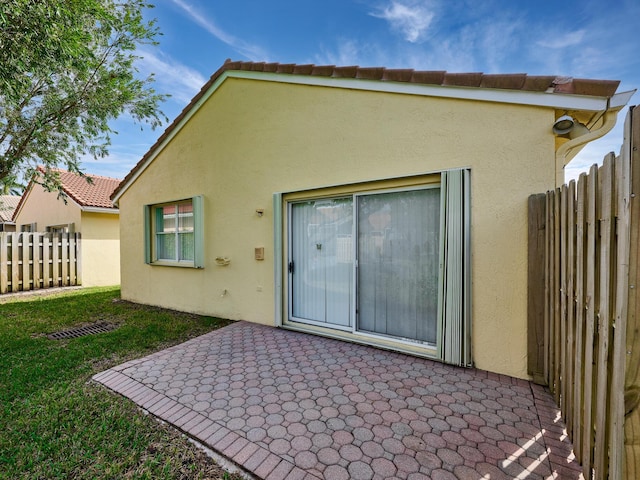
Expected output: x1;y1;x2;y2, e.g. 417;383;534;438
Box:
0;195;20;232
13;168;121;287
111;60;633;379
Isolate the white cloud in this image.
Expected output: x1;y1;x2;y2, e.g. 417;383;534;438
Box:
78;149;143;179
537;29;587;48
170;0;269;61
314;40;368;66
370;1;435;43
537;29;586;49
476;20;523;73
136;50;207;104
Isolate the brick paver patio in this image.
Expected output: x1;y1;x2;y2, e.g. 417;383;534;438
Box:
93;321;584;479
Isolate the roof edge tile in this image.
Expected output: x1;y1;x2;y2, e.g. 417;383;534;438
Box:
110;59;622;201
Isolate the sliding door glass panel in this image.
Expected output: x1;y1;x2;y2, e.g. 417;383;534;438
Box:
290;198;353;327
357;188;440;344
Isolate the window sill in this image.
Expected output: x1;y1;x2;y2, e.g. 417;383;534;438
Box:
149;260;201;269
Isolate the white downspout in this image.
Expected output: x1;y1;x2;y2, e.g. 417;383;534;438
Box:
555;110;618;187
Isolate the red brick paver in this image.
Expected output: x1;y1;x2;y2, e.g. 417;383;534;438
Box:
93;321;584;479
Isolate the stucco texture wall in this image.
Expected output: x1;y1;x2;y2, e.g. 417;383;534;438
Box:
118;77;556;379
81;212;120;287
14;185;82;230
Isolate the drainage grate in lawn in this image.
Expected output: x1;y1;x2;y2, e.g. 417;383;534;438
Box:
47;322;118;340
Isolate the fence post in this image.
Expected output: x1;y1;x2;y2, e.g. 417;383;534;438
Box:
609;142;631;479
0;233;7;293
594;153;615;477
528;193;547;384
32;233;41;289
42;233;51;287
566;180;576;435
573;173;587;463
625;105;640;479
52;232;60;286
11;233;19;292
560;184;569;420
75;232;82;286
61;232;69;286
582;164;598;478
553;188;562;403
22;232;31;290
68;233;76;285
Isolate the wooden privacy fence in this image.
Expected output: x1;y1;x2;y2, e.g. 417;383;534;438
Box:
0;232;81;294
528;105;640;479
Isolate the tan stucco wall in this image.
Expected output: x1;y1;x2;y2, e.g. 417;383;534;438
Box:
80;212;120;287
118;77;557;378
14;184;120;287
14;185;82;230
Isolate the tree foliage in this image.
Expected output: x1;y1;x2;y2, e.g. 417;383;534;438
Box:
0;172;24;195
0;0;167;191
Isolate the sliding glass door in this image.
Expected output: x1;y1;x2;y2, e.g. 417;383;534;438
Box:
356;188;441;344
289;198;353;329
283;170;470;365
288;187;441;344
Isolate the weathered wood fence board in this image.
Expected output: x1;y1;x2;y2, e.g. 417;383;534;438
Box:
0;232;81;294
527;193;546;384
528;106;639;479
625;105;640;480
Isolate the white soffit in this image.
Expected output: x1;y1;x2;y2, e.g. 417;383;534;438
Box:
81;206;119;214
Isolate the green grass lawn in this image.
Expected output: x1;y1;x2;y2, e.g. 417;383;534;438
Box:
0;286;243;479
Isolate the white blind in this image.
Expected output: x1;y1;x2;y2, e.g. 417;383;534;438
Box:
357;188;441;344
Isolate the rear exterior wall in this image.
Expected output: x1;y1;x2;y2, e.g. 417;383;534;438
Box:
118;78;556;378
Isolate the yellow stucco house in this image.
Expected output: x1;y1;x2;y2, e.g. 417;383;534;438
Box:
112;60;633;379
14;168;121;287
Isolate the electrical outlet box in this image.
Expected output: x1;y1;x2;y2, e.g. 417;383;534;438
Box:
255;247;264;261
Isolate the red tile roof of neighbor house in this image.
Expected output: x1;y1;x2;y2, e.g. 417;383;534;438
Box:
22;167;121;211
49;168;121;209
0;195;20;222
111;59;623;200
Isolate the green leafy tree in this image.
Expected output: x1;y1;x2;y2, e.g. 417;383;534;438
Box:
0;0;167;192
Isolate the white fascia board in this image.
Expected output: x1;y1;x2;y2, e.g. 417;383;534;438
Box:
113;69;626;202
609;89;637;109
81;206;119;214
230;71;616;111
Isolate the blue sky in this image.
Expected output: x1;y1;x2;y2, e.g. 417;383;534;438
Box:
88;0;640;182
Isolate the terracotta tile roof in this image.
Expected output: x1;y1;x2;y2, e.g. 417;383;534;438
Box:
216;60;620;95
38;167;121;209
112;59;622;200
0;195;20;222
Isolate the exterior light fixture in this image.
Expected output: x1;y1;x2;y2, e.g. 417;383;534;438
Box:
553;115;575;135
569;122;590;139
552;115;591;138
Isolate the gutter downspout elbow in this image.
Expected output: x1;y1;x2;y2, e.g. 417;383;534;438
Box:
555;110;618;187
